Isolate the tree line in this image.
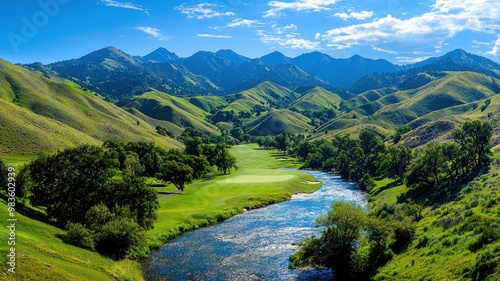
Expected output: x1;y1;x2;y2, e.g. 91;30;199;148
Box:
5;138;238;260
269;120;492;192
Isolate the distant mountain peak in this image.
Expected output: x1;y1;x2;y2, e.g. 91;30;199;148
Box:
142;47;179;63
259;51;291;64
215;49;250;64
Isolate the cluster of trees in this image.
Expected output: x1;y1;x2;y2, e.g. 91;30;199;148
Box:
14;138;238;259
17;144;157;259
290;201;420;280
255;132;305;153
405;121;492;189
287;120;492;192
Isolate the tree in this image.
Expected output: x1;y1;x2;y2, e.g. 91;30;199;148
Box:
183;136;203;156
274;132;291;153
215;148;238;174
313;201;366;280
156;161;193;191
452;120;493;170
27;145;119;227
382;146;412;183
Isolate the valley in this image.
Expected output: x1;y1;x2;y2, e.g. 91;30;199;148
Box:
1;46;500;280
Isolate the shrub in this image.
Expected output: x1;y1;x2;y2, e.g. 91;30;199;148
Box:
471;245;500;281
95;217;147;260
61;223;95;250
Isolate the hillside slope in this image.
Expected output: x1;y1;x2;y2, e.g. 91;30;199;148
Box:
244;109;313;136
0;58;181;158
316;72;500;145
116;90;220;134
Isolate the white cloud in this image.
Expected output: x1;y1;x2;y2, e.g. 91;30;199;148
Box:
372;46;399;54
265;0;339;17
197;33;233;38
257;27;320;50
134;27;167;40
176;3;235;19
227;19;262;28
322;0;500;51
334;11;373;21
314;32;321;40
273;24;298;35
396;56;432;64
486;36;500;56
100;0;147;13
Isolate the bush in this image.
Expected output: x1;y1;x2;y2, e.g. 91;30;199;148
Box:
471;245;500;281
62;223;95;250
391;219;415;253
95;217;147;260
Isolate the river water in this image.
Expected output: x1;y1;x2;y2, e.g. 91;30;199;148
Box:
142;170;367;281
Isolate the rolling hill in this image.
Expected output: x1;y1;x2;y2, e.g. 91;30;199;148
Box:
244;109;313;136
315;71;500;146
288;86;342;113
116;90;220;134
0;58;181;159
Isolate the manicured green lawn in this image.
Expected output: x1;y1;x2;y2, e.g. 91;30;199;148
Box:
148;144;322;245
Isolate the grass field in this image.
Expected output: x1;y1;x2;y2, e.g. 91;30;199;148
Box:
147;144;322;247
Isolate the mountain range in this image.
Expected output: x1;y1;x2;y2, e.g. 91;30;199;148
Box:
3;48;500;158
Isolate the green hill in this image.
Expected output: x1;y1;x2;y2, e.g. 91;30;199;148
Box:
287;86;341;113
221;81;297;114
316;72;500;145
116;90;220;134
244;109;313;136
0;59;181;159
186;96;228;113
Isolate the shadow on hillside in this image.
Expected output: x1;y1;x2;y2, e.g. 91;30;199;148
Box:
372;181;401;197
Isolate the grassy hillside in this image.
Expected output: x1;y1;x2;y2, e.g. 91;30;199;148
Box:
186;96;228;113
221;81;298;115
369;153;500;280
0;200;144;280
116;90;219;134
316;72;500;145
287;86;342;113
0;59;181;159
244;109;313;136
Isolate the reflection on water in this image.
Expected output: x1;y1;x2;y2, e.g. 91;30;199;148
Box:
143;171;367;281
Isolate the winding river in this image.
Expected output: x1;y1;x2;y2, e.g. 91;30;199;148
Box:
143;170;367;281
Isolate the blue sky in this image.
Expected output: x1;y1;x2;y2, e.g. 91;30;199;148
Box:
2;0;500;64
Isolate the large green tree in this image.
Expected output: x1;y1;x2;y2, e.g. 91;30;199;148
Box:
156;160;193;191
452;120;493;170
291;201;367;280
26;145;119;227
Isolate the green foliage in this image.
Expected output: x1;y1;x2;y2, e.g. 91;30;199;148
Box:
359;173;376;191
452;120;493;170
291;201;367;280
471;244;500;281
95;217;147;260
26;145;119;227
62;223;95;251
157;160;193;191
